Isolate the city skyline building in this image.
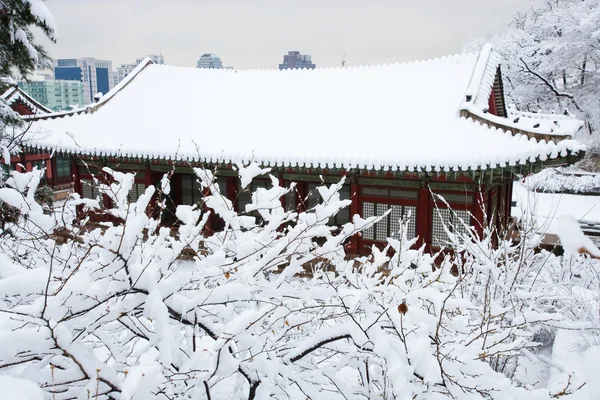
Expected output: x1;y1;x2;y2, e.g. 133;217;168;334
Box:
117;54;165;84
196;53;223;69
53;57;114;104
279;51;316;70
18;78;85;112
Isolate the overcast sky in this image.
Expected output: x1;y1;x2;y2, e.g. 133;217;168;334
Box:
38;0;537;70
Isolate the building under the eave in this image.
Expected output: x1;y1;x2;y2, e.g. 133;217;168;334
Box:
19;44;585;254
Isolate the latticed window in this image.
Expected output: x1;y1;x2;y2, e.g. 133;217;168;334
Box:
181;174;202;206
128;183;147;203
362;202;416;241
431;208;471;247
307;183;351;226
433;192;474;205
307;183;321;209
55;157;71;178
362;187;418;199
238;178;271;212
81;179;101;205
181;174;226;207
285;189;296;212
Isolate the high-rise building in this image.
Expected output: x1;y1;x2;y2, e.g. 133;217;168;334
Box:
196;54;223;69
18;78;85;112
115;54;165;85
136;54;164;65
116;63;137;83
53;58;114;104
279;51;316;70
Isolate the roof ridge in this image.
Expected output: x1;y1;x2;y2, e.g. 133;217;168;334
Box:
148;51;479;73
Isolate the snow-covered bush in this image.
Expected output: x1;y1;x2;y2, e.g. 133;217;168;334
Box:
0;165;598;399
522;167;600;194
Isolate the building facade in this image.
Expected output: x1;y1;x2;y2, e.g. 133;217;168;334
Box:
196;54;223;69
116;63;137;84
54;58;114;104
18;79;84;112
136;54;164;65
116;55;165;84
279;51;316;70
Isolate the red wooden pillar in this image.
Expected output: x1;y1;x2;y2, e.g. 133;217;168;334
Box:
45;159;53;187
102;169;112;209
349;182;360;254
505;180;513;227
227;176;238;211
297;182;308;212
279;175;286;210
71;158;83;217
144;162;154;217
71;158;82;196
144;163;153;188
472;185;487;239
418;185;430;251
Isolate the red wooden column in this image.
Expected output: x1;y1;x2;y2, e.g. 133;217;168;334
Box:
144;162;154;217
505;180;513;227
349;182;360;254
45;159;53;186
418;184;430;251
279;175;286;210
71;157;82;196
226;176;238;211
472;185;487;239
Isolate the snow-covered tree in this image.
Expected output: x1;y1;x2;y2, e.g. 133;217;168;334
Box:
0;0;57;175
465;0;600;154
0;163;598;399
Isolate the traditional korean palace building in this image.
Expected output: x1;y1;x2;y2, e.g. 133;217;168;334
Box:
7;44;585;253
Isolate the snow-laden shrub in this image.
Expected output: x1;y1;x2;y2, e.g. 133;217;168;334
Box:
0;165;597;399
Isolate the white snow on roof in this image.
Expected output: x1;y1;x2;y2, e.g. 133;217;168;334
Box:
24;49;584;171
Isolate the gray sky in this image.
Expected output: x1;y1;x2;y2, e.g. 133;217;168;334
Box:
38;0;537;70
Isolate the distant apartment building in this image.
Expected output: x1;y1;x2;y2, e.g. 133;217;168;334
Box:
53;58;114;104
116;54;165;84
196;54;223;69
136;54;164;65
279;51;316;70
117;63;137;83
18;79;85;112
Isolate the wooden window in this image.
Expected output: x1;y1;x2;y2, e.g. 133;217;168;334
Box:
128;183;147;203
307;182;351;226
362;187;418;200
55;156;71;178
285;189;297;212
238;178;271;213
431;208;471;247
434;192;473;205
81;179;102;206
181;174;202;206
362;202;416;241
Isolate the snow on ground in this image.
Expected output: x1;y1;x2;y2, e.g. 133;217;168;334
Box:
512;181;600;235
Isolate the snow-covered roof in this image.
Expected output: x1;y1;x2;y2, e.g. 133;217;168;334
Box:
460;45;582;138
1;86;52;115
23;48;585;172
